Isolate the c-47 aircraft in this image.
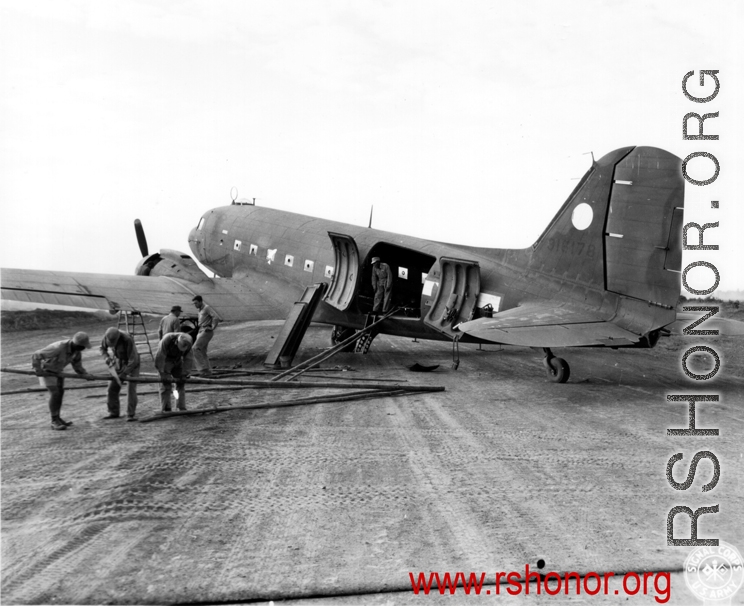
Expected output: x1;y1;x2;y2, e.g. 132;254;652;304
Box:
2;146;686;382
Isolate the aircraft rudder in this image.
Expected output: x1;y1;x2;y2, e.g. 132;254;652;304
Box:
604;146;684;308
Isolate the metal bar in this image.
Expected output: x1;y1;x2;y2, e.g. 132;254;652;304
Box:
0;368;443;392
1;383;108;396
271;308;399;382
139;388;411;423
84;385;256;398
211;369;404;382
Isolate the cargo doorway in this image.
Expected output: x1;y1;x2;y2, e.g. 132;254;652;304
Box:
358;244;437;317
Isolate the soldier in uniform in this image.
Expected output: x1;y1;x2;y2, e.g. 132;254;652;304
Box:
99;327;141;421
155;332;193;412
371;257;394;314
158;305;182;339
31;332;94;430
191;295;219;376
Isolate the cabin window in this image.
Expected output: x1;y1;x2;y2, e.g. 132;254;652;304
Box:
197;218;206;230
285;254;294;267
249;244;257;255
325;265;334;278
233;240;242;251
304;260;314;272
398;267;408;279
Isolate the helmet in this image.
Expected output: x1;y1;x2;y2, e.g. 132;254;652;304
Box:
177;333;193;351
104;327;120;343
72;332;91;349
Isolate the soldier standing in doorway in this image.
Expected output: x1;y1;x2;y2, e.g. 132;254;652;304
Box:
371;257;393;314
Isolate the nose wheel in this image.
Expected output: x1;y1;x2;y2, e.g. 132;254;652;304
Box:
543;348;570;383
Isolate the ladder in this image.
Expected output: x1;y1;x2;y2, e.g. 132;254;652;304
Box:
264;283;328;368
117;310;155;362
354;313;379;354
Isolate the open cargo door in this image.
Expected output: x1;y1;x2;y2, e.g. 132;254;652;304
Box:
421;257;480;339
323;232;360;311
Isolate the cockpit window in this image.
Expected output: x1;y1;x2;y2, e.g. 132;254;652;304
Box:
197;217;205;230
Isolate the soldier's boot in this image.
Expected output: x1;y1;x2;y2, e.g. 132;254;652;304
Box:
51;417;67;431
161;386;173;412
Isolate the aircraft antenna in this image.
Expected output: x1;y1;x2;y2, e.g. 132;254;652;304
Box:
583;151;595;164
230;187;238;204
368;205;374;229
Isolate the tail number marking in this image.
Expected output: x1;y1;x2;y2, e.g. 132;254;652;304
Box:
546;238;596;257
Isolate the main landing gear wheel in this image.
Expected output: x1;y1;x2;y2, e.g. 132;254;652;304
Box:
331;326;356;352
542;348;570;383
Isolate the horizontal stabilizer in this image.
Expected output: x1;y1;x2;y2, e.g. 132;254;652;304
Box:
457;302;639;347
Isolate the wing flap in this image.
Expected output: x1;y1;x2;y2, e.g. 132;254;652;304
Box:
457;302;639;347
2;288;111;311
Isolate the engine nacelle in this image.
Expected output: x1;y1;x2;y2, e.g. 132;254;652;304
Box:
134;249;210;284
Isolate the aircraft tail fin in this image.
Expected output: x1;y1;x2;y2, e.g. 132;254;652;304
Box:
530;146;684;309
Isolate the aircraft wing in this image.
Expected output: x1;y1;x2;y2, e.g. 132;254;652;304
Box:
456;301;640;347
0;268;285;322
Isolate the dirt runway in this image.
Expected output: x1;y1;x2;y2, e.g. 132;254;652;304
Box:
2;318;743;604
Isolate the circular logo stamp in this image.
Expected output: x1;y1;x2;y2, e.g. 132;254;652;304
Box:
685;541;744;603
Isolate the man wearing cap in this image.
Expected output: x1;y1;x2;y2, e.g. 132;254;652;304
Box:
371;257;394;314
31;332;95;430
159;305;197;376
191;295;219;376
99;327;141;421
155;332;193;412
158;305;182;340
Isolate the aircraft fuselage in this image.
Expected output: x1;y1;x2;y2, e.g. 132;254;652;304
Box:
187;146;684;350
188;203;506;341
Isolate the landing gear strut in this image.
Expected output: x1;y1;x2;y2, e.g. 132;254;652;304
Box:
543;348;570;383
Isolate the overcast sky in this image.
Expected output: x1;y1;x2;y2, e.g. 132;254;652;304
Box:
1;0;742;292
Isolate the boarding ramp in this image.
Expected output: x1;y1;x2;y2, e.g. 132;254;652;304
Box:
264;283;328;367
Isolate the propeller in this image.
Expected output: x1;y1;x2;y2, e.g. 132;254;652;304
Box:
134;219;149;257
